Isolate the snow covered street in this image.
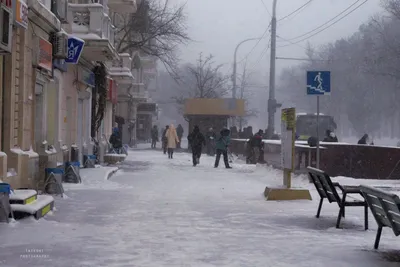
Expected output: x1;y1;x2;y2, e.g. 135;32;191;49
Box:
1;149;400;267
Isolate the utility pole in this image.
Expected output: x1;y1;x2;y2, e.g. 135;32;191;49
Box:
267;0;281;138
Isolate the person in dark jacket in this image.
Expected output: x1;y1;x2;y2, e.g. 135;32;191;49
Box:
307;136;318;147
151;125;159;149
162;125;169;154
109;127;122;153
323;129;338;142
205;127;216;156
214;128;232;169
188;125;206;166
358;134;370;145
176;124;184;149
246;129;264;164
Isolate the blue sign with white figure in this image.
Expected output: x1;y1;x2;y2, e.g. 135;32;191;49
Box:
307;71;331;95
65;37;85;64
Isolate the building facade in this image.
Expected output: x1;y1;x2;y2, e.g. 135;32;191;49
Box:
0;0;157;190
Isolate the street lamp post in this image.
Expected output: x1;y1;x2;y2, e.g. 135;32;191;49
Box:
232;38;260;99
267;0;281;138
232;37;261;128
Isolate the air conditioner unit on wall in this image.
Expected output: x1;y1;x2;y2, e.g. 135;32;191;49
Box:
51;0;68;23
0;5;13;54
52;32;68;59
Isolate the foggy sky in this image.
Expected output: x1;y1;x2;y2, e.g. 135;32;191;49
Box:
180;0;381;77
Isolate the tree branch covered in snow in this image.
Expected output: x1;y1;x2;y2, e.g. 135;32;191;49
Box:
116;0;190;78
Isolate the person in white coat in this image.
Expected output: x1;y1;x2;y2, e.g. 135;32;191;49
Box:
165;124;180;159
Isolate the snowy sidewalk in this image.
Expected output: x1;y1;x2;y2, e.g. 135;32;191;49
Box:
0;150;399;267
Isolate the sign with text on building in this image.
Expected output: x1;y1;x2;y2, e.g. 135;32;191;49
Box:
0;0;12;9
38;38;52;72
14;0;28;29
65;36;85;64
108;78;117;104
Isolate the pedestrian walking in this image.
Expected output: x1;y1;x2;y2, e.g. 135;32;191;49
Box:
109;127;122;154
162;125;169;154
151;125;159;149
176;124;184;149
214;128;232;169
188;125;206;166
165;124;180;159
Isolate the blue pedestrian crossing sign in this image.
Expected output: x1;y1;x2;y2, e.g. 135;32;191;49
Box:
65;36;85;64
307;71;331;95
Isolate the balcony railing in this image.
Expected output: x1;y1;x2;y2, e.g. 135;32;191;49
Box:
70;0;109;14
131;83;148;100
68;3;115;46
109;53;134;84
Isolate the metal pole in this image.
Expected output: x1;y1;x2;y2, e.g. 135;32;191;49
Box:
316;96;320;169
267;0;278;138
232;37;261;99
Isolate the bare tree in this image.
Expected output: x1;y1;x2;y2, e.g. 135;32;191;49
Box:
116;0;190;77
172;53;230;114
382;0;400;20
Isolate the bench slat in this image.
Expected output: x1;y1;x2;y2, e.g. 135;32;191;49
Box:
361;185;400;236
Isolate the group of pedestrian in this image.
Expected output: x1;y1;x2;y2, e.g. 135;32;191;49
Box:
158;124;180;159
305;129;375;147
188;126;232;168
151;124;185;154
149;123;232;168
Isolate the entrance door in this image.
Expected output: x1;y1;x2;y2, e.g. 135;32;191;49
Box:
34;83;45;150
46;78;58;146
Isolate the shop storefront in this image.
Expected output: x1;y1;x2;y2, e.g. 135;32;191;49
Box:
77;65;95;164
101;78;117;139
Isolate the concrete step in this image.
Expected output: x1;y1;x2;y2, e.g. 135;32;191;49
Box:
10;194;54;220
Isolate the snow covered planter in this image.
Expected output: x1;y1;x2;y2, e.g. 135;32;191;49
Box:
104;154;126;165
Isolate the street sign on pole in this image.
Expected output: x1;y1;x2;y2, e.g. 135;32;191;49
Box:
307;71;331;95
306;71;331;169
65;36;85;64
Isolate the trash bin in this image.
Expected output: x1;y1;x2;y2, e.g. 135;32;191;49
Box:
71;145;79;162
64;162;81;183
44;168;64;195
83;155;96;168
0;183;12;222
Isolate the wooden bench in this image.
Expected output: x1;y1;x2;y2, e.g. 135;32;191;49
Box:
360;185;400;249
307;167;368;230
